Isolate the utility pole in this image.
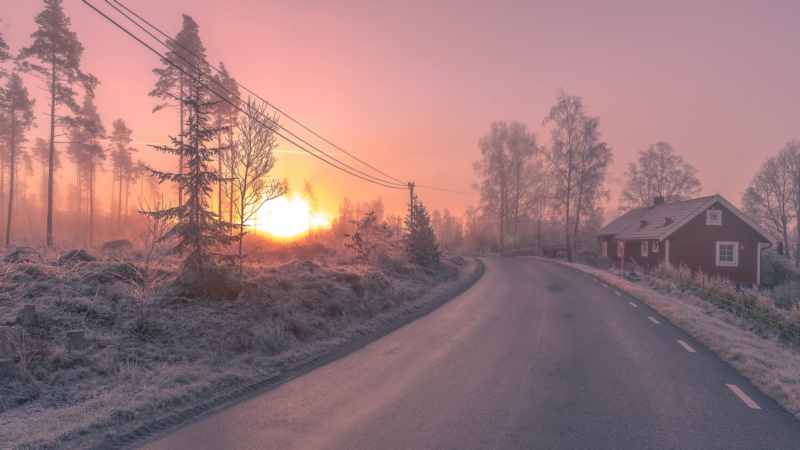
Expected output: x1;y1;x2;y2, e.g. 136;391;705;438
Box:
408;181;415;229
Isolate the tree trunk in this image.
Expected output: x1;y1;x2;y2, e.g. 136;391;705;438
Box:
46;60;57;247
5;114;16;245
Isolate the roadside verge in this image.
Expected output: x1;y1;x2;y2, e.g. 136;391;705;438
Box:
97;258;485;449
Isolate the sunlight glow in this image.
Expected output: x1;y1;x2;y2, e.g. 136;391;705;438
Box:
253;197;329;238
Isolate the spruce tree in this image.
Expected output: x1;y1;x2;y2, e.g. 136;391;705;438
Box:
142;67;237;273
18;0;97;246
404;194;441;266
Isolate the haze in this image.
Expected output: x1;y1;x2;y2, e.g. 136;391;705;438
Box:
1;0;798;221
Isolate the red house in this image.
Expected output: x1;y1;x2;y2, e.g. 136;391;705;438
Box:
597;195;776;285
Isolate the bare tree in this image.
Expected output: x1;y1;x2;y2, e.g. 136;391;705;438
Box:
473;121;537;250
543;89;612;262
619;142;702;210
742;155;793;262
2;73;35;245
224;98;286;255
302;180;318;240
775;141;800;267
18;0;97;246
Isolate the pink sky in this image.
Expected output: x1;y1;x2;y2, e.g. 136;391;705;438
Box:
2;0;798;221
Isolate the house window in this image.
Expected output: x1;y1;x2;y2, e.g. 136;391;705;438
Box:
652;240;659;253
716;241;738;267
617;241;624;257
601;241;608;257
641;241;648;256
706;210;722;225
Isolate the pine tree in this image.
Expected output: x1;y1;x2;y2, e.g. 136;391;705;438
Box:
109;119;136;231
0;26;10;78
143;67;237;273
210;61;240;219
18;0;97;246
404;194;441;266
2;73;35;245
150;14;207;209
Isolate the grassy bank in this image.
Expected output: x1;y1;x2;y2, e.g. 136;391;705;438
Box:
0;247;478;449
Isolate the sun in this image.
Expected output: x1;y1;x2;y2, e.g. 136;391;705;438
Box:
253;197;329;238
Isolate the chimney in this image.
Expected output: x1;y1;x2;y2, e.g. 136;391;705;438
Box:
663;217;673;226
654;196;665;205
639;220;648;229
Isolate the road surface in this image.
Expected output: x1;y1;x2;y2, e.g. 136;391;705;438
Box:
142;257;800;449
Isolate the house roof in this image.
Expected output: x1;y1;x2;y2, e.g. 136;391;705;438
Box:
598;195;777;244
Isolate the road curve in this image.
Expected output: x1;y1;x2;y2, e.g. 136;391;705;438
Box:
141;257;800;449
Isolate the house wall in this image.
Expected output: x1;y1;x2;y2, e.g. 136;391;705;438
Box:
667;201;765;284
598;237;665;266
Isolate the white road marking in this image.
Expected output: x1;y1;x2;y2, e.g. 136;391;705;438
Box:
602;284;609;288
677;340;696;353
628;302;638;308
726;384;761;410
614;291;622;296
648;316;661;324
583;274;588;277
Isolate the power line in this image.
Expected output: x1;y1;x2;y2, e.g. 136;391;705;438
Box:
113;0;407;187
101;0;406;189
85;0;478;197
416;184;477;195
82;0;406;190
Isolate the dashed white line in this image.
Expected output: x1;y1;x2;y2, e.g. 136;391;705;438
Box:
602;284;609;288
628;302;638;308
648;316;661;325
614;291;622;296
726;384;761;410
583;274;588;277
677;340;696;353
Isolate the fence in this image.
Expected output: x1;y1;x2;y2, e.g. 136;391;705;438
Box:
645;263;800;349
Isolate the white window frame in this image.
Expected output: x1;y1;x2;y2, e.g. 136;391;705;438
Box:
652;240;659;253
706;210;722;225
641;241;648;257
617;241;624;257
716;241;738;267
601;241;608;257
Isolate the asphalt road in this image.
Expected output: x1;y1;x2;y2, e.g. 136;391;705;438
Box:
141;257;800;449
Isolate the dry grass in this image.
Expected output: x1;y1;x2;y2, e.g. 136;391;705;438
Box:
0;245;473;449
556;259;800;421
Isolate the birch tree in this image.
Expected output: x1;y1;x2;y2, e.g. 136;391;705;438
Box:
619;142;701;209
543;90;612;262
775;141;800;267
473;121;537;250
302;180;318;239
742;155;793;262
224;98;286;255
18;0;97;246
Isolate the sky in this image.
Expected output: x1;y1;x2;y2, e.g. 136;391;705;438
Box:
2;0;799;224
